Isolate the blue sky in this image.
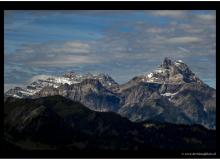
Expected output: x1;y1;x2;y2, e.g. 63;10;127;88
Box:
4;10;216;90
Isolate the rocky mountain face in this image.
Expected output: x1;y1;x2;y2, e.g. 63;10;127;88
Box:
35;79;121;112
4;96;216;151
5;72;120;112
118;58;216;129
5;58;216;129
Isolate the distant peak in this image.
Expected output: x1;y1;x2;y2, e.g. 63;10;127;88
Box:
164;57;172;62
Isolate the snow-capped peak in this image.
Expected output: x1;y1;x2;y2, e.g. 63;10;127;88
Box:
140;58;200;84
176;59;184;63
147;73;153;78
5;72;118;98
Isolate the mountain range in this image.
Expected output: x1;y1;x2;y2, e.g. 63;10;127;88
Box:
5;57;216;129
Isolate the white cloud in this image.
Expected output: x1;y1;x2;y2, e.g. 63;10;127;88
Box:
8;41;95;64
177;24;203;33
178;47;190;53
165;36;202;44
150;10;187;18
147;28;162;33
49;41;91;54
52;41;91;54
30;55;99;67
196;14;216;21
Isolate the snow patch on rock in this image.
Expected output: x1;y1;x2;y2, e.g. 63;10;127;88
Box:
147;73;153;78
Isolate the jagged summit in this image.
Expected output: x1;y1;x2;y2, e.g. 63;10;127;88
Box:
63;71;78;78
160;57;189;69
161;57;173;69
140;58;202;84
